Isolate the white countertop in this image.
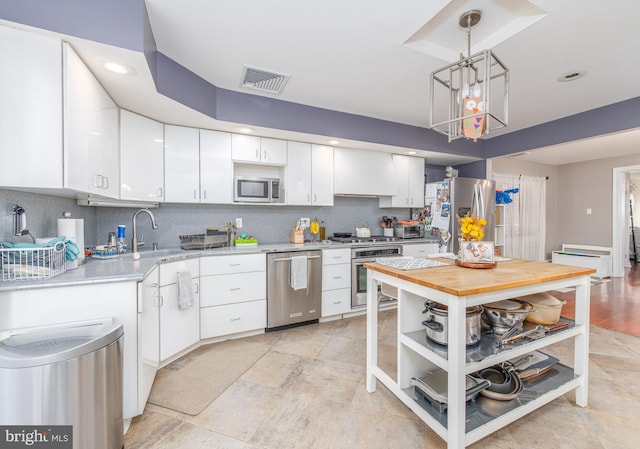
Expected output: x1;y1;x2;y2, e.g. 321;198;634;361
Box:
0;238;438;292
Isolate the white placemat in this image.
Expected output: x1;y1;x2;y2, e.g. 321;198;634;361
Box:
376;257;449;270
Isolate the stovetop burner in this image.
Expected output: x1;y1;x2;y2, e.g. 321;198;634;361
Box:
329;235;398;244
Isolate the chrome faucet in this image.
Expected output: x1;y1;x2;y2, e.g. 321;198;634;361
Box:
132;209;159;254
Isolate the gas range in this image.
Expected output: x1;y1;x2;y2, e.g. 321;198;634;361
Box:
328;235;399;244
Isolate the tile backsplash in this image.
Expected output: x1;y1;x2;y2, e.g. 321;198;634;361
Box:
1;189;410;250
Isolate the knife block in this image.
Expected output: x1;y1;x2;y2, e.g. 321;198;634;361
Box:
290;228;304;244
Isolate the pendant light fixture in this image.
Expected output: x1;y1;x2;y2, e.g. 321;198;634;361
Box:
429;10;509;142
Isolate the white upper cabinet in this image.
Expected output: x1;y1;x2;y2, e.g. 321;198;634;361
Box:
232;134;287;165
164;125;200;203
333;148;395;196
285;141;312;204
311;145;334;205
286;143;334;206
120;110;164;202
0;26;63;189
63;43;120;198
379;155;425;208
200;129;233;204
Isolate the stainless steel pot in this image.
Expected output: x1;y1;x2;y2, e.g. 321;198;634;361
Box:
482;299;533;334
421;301;483;347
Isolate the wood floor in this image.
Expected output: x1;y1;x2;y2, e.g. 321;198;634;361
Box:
554;262;640;337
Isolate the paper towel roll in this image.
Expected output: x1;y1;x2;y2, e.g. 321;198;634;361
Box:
58;218;85;263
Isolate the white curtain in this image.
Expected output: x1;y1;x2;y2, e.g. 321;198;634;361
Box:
493;173;521;258
520;175;546;261
493;173;546;260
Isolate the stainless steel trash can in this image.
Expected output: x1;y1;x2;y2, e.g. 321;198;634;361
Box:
0;320;124;449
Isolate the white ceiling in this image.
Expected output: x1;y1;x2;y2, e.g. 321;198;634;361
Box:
5;0;640;167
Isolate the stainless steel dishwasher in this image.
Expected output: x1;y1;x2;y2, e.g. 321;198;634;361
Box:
267;250;322;330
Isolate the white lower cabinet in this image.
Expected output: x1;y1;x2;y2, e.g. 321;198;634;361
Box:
321;248;351;317
158;258;200;361
200;300;267;338
402;243;440;258
0;283;139;419
199;253;267;339
138;266;160;414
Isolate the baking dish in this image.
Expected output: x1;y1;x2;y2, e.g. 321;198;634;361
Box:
517;292;566;325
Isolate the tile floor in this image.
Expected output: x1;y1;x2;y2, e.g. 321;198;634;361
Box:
125;308;640;449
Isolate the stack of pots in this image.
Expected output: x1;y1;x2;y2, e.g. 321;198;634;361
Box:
481;299;533;334
421;301;483;347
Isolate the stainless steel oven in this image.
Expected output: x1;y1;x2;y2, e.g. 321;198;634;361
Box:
351;245;402;309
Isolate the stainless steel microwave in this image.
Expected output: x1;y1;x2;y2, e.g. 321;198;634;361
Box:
234;176;281;203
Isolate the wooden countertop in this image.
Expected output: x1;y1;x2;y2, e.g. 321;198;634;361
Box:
364;258;596;296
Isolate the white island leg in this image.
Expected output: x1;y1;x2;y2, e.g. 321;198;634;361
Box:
447;296;468;448
366;270;378;393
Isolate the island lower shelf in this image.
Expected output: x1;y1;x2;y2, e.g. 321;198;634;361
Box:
401;362;577;434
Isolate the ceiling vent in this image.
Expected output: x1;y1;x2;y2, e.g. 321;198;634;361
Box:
240;65;290;94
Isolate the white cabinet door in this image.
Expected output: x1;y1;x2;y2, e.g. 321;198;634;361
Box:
285;141;312;205
199;272;266;307
379;155;425;208
231;134;261;162
407;156;425;207
200;129;233;204
120;110;164;202
334;148;395;196
232;134;287;165
138;266;159;413
260;137;287;164
311;145;334;206
0;26;63;189
63;43;120;198
200;300;266;339
164;125;200;203
402;243;439;258
158;259;200;361
0;283;139;419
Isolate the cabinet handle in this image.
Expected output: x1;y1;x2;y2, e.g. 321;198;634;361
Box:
154;295;163;307
229;263;241;267
256;149;259;160
314;194;317;203
332;276;342;279
147;282;159;288
262;149;267;160
93;174;102;188
230;317;241;321
203;189;207;199
102;176;109;189
157;187;163;198
333;300;342;304
229;287;241;291
307;194;311;202
193;189;197;199
194;282;199;294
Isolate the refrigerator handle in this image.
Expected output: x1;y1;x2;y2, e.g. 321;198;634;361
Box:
471;184;485;219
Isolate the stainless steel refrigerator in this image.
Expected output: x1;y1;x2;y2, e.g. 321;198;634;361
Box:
424;177;496;254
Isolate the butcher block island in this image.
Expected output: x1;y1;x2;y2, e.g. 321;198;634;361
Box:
364;258;595;449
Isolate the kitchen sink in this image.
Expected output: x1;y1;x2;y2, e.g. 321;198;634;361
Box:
123;248;186;260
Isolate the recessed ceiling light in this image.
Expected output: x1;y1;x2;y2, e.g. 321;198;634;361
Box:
558;71;586;82
408;151;417;155
103;61;136;76
236;127;255;134
327;139;340;145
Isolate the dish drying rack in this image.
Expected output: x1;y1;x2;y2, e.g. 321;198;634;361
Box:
1;242;67;281
179;232;228;250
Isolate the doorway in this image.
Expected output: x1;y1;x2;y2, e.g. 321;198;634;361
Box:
612;164;640;277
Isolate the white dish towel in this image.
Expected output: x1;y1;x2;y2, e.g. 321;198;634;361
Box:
290;255;308;291
177;270;195;310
